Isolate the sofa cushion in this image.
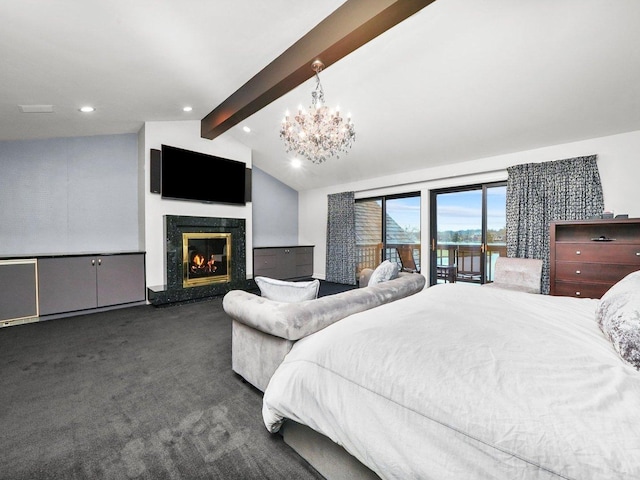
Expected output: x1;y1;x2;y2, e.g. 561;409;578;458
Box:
255;276;320;303
368;260;399;287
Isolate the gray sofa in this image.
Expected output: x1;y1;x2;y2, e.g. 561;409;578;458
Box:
223;271;426;391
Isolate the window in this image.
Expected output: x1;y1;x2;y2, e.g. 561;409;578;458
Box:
429;183;506;285
355;193;421;275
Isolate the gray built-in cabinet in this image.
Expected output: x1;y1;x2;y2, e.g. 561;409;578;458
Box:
38;253;146;316
0;252;146;325
253;246;314;280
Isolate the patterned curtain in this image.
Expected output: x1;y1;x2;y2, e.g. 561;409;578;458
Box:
506;155;604;294
326;191;357;285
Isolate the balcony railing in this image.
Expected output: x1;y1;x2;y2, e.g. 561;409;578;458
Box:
356;243;421;275
436;242;507;283
356;242;506;283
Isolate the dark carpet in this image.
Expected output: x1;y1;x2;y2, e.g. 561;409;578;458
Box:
0;297;325;480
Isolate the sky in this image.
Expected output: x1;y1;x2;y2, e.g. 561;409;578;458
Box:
368;186;506;234
386;196;421;232
436;187;506;232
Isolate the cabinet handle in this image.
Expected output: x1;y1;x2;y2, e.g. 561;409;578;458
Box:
92;259;95;266
575;291;581;296
576;270;581;274
575;250;581;255
98;258;102;266
636;252;640;256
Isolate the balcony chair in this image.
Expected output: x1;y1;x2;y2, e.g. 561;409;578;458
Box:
483;257;543;294
436;247;457;283
396;245;420;273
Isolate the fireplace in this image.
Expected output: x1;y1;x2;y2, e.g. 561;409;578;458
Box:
183;232;230;287
147;215;247;305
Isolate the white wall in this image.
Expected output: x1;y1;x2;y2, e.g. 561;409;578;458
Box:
300;130;640;279
252;166;298;247
0;134;139;256
140;121;252;289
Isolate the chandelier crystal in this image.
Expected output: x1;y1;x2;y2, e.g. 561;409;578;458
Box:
280;60;355;164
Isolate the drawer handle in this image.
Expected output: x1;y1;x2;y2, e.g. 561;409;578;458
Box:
636;252;640;256
575;250;581;255
576;270;581;274
576;291;581;296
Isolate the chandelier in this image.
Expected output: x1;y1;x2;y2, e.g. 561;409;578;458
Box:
280;60;355;164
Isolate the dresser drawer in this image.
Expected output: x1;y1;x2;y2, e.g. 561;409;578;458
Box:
553;281;610;299
554;243;640;264
554;262;640;283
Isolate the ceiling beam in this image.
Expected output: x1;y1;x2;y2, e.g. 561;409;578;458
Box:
201;0;436;140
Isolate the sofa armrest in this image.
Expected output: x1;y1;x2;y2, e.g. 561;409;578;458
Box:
223;273;426;341
223;289;380;341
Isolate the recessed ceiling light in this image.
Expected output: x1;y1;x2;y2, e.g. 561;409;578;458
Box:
79;106;95;113
183;106;193;112
19;105;54;113
291;158;302;168
242;126;251;133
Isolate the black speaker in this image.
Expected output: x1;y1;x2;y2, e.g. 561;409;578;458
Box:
150;149;161;194
245;168;252;203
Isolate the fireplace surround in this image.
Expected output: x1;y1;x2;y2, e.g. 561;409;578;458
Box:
147;215;247;305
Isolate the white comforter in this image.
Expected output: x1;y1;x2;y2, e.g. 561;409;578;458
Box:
263;283;640;480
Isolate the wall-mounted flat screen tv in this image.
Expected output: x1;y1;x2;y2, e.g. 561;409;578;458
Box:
161;144;246;205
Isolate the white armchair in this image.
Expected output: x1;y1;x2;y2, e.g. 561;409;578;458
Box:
484;257;543;294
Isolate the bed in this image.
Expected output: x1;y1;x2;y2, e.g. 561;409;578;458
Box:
262;282;640;480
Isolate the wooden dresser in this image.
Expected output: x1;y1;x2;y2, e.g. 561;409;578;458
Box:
550;219;640;298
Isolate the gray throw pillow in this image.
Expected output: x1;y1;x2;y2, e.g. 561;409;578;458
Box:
255;276;320;303
368;260;399;287
596;270;640;370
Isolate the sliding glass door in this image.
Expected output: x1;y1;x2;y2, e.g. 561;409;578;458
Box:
355;193;421;276
429;183;506;286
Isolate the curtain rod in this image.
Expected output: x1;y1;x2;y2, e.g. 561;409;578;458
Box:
354;167;507;195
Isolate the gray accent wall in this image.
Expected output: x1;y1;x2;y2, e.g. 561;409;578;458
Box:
0;134;139;255
252;167;298;247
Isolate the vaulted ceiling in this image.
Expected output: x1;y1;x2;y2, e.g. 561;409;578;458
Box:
2;1;640;191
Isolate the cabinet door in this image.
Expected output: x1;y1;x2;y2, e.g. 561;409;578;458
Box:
38;257;98;315
254;249;279;278
278;248;297;279
295;247;313;278
0;260;38;322
97;254;146;307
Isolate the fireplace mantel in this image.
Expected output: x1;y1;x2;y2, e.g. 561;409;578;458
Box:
148;215;249;305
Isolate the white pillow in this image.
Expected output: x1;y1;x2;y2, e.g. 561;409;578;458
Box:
367;260;399;287
596;270;640;370
255;276;320;303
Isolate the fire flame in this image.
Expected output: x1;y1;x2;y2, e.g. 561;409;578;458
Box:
192;254;205;267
